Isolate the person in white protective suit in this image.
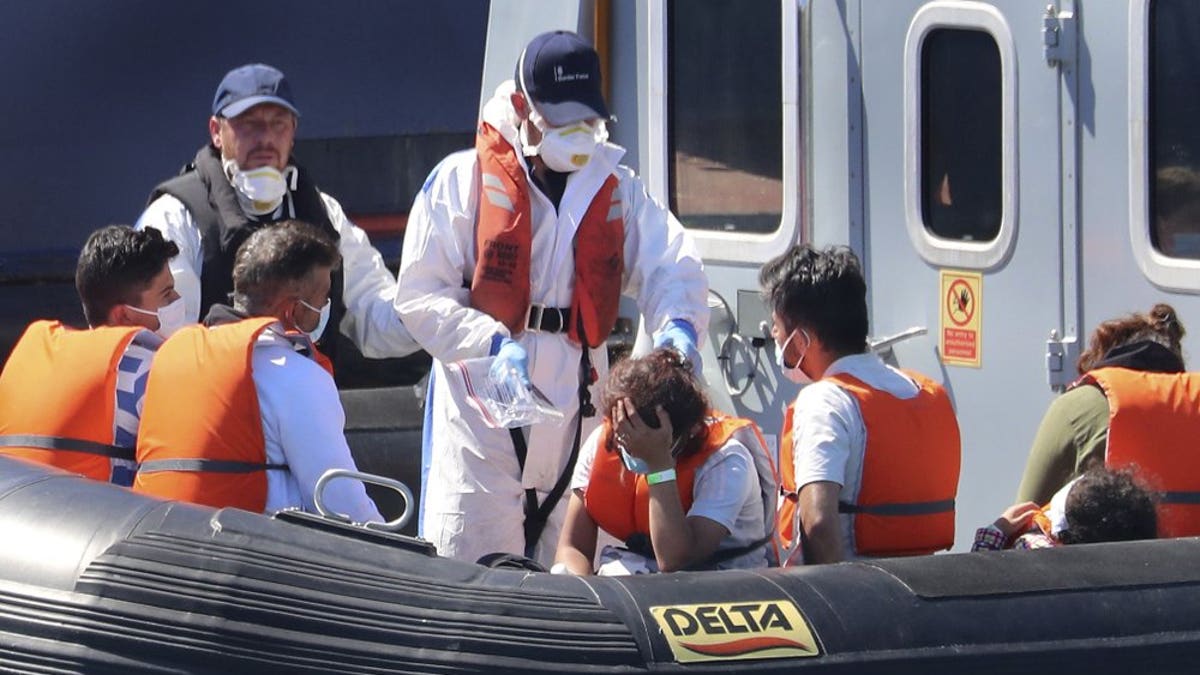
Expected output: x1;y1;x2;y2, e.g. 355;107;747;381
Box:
136;63;419;369
395;31;709;565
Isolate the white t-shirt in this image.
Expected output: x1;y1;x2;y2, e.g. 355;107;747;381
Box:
252;329;382;523
571;424;766;570
788;352;920;560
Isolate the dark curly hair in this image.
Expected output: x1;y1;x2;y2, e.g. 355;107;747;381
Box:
759;244;868;356
232;220;341;315
601;348;710;456
1058;466;1158;545
1076;303;1185;374
75;225;180;326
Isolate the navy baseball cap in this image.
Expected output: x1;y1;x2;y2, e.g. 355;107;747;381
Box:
517;31;610;127
212;63;300;118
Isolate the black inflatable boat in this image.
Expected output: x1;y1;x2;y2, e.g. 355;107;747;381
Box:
2;456;1199;674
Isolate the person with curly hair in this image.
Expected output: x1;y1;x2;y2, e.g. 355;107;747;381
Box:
553;348;776;575
975;465;1158;550
1017;305;1186;502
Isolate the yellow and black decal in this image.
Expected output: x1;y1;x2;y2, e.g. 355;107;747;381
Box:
649;599;820;663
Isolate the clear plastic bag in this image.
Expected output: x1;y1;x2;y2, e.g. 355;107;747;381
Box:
446;357;566;429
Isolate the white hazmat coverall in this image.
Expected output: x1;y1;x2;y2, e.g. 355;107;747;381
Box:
395;82;709;565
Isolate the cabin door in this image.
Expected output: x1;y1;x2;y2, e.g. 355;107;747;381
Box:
857;1;1078;547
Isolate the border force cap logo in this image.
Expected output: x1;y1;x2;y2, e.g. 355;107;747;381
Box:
649;599;820;663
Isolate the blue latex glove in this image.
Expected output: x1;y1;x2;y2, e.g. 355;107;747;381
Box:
489;336;531;386
654;319;702;373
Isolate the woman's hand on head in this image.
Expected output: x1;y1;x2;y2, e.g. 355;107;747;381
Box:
613;398;675;472
993;501;1041;537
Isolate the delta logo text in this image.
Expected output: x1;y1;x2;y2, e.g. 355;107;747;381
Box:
649;600;820;663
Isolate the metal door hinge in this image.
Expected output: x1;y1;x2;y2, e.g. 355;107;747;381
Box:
1043;3;1076;67
1046;329;1079;392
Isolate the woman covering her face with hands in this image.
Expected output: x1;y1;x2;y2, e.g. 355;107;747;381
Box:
553;348;776;575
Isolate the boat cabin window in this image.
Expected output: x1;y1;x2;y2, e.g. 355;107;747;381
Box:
920;28;1002;243
1150;0;1200;260
667;0;782;234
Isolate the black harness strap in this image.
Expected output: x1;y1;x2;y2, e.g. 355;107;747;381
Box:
0;435;134;462
626;526;776;571
691;532;775;570
512;324;597;559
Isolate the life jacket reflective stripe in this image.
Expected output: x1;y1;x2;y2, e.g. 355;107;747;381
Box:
777;370;960;560
470;121;623;348
1083;367;1200;537
0;321;143;483
584;413;770;548
134;317;281;511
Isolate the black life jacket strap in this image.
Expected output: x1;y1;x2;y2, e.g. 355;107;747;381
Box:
838;498;955;516
0;435;134;462
138;459;290;474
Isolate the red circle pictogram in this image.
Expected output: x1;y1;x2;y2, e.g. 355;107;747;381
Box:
946;279;975;327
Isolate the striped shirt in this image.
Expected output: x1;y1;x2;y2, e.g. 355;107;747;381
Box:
110;331;160;486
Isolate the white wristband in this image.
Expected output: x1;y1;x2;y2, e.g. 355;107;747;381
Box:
646;468;677;485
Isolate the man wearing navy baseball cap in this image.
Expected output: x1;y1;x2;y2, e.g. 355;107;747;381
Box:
136;63;418;368
396;31;708;566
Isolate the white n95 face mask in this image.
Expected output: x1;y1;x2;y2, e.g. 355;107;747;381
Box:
126;297;187;339
522;109;607;173
776;329;814;385
223;159;289;212
297;298;332;342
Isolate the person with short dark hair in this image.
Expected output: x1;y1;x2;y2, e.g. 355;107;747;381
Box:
761;244;961;565
136;63;418;369
1017;304;1200;537
76;225;185;333
0;225;182;485
554;349;776;575
134;221;381;521
975;465;1158;550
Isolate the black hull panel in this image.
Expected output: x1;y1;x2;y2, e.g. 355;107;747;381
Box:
1;457;1198;673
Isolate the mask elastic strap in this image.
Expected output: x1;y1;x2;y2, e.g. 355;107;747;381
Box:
124;304;158;318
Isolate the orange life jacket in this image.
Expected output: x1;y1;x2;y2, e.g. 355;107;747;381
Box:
1082;367;1200;537
584;413;767;545
470;121;624;348
778;370;960;561
134;317;285;511
0;321;145;482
